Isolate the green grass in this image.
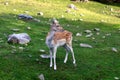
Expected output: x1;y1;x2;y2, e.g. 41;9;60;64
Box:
0;0;120;80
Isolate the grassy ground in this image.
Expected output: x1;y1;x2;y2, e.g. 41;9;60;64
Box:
0;0;120;80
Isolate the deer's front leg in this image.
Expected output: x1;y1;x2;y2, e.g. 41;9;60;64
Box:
50;48;53;68
53;47;57;70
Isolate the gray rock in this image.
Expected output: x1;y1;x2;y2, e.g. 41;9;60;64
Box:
8;33;31;44
18;14;33;20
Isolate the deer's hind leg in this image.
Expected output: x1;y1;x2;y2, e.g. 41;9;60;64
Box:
63;44;69;64
64;44;76;65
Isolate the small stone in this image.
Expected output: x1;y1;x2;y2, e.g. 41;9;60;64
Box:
40;49;45;52
73;40;78;42
92;37;95;40
19;47;24;51
101;20;106;22
94;28;100;32
106;6;109;8
4;2;9;5
67;24;70;27
86;33;93;38
37;12;44;16
36;58;39;61
40;39;44;41
68;4;77;10
80;43;93;48
105;33;111;36
96;32;100;35
101;20;104;22
112;47;118;53
18;14;33;20
27;27;31;30
79;19;83;21
12;29;20;32
114;77;119;80
38;74;45;80
76;33;82;36
61;15;64;18
102;36;106;38
13;9;17;11
85;30;92;33
40;54;51;58
110;8;113;12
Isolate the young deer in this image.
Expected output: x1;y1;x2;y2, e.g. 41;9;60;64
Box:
46;30;76;70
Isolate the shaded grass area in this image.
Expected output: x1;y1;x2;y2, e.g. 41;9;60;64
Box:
0;0;120;80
